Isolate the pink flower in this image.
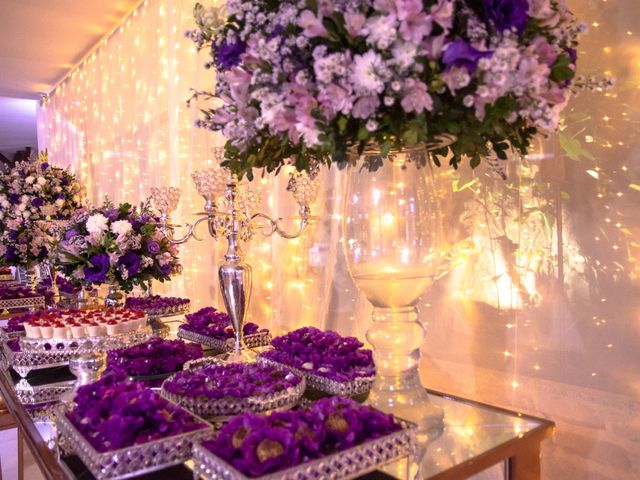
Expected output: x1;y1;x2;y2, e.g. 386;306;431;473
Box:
225;68;252;105
318;84;354;117
396;0;432;43
421;35;447;60
352;96;380;119
298;10;328;37
344;11;366;37
430;0;454;31
531;36;558;66
400;81;433;113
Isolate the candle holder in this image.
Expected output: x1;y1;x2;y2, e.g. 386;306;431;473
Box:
152;152;319;362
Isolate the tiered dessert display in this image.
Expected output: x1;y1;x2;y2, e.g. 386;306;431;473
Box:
178;306;271;353
0;285;46;314
192;396;414;480
2;308;151;377
258;327;375;400
106;337;203;380
0;267;14;282
161;361;305;420
56;374;213;479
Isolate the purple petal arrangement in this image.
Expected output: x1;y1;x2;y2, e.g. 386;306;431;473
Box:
200;396;402;478
106;338;203;377
180;306;264;339
124;295;191;316
163;362;302;400
259;327;375;383
0;285;43;300
66;374;207;453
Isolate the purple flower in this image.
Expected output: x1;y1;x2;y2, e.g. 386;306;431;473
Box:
103;209;120;221
31;197;44;208
40;162;49;170
352;96;379;119
145;239;161;254
83;253;110;283
5;246;18;262
7;230;19;241
8;193;20;205
118;251;141;277
107;338;202;377
442;40;492;73
64;228;79;241
214;41;246;69
483;0;529;34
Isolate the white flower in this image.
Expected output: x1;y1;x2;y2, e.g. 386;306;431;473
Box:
111;220;132;237
37;177;46;186
55;199;65;207
25;176;35;184
86;213;109;235
351;50;389;95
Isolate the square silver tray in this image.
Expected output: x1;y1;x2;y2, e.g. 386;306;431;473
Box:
257;356;375;398
144;301;191;318
0;295;46;312
192;417;415;480
56;403;214;480
177;328;272;353
160;370;306;421
15;378;73;405
3;329;152;377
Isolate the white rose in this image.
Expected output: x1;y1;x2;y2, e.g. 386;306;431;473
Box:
1;200;9;208
86;213;109;235
111;220;132;237
25;176;35;184
55;199;65;207
22;211;30;219
37;177;46;186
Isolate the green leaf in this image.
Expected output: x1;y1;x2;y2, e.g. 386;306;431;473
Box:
559;132;595;161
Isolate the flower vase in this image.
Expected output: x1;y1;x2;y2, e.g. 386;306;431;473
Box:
76;286;90;310
105;284;125;308
342;144;449;442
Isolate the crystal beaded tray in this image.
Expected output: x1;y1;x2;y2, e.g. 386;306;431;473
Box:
3;329;151;377
56;404;214;480
145;301;191;318
257;356;375;398
177;328;272;353
160;366;305;421
192;417;416;480
15;378;73;405
0;295;46;312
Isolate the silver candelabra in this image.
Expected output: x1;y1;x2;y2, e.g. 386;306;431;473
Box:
151;155;319;361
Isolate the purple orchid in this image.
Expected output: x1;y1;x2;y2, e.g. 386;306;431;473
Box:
442;40;492;73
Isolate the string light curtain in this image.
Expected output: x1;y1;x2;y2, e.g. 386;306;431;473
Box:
38;0;640;477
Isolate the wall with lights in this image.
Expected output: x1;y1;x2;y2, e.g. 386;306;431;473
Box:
37;0;640;478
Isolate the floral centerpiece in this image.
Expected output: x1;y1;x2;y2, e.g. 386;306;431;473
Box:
55;200;182;293
197;396;405;478
188;0;591;178
0;151;83;267
106;338;203;377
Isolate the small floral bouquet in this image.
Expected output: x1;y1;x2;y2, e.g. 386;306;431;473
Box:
106;338;203;377
64;374;207;453
0;151;83;267
198;396;403;477
55;200;182;292
188;0;598;179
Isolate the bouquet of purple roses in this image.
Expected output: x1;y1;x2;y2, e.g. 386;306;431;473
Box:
188;0;603;179
201;396;402;477
0;151;83;267
106;338;203;377
55;199;182;292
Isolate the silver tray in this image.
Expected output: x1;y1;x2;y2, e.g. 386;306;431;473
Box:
0;274;14;282
0;295;45;312
145;301;191;318
160;368;305;421
192;417;416;480
177;328;272;352
0;326;24;343
257;356;375;398
4;329;152;377
15;378;73;405
56;403;214;480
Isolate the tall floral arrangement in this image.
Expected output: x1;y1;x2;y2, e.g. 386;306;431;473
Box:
188;0;590;179
0;151;83;267
55;200;182;293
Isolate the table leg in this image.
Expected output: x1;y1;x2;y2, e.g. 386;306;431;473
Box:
17;429;23;480
506;443;541;480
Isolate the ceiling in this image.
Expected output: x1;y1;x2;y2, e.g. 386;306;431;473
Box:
0;0;141;157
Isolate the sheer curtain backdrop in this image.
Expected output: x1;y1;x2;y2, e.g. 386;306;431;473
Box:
38;0;640;478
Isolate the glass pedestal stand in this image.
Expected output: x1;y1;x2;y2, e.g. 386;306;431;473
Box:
367;306;443;443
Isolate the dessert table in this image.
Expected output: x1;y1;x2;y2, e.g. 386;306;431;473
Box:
0;363;554;479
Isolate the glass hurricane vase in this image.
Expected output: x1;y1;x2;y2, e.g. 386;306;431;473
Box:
342;145;447;441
